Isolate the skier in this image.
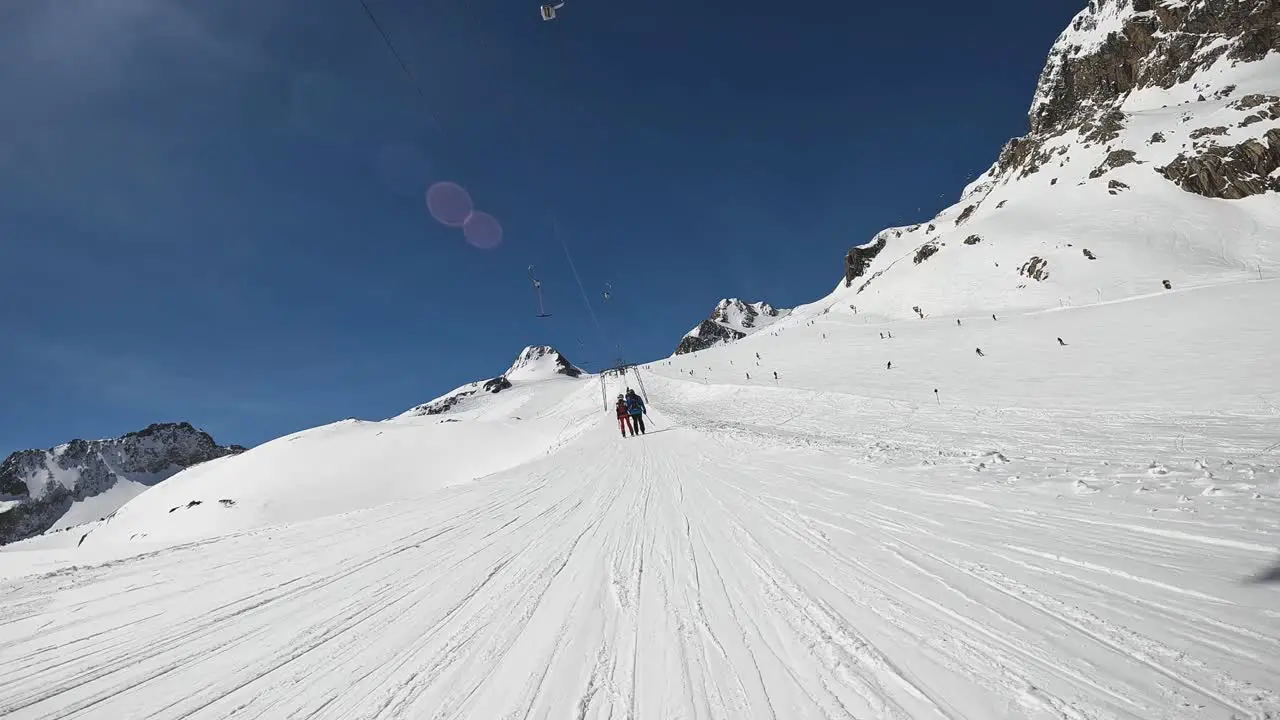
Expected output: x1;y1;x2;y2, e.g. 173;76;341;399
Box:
614;394;632;438
625;388;647;435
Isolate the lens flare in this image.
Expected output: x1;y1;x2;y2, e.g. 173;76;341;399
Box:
425;181;473;227
463;211;503;250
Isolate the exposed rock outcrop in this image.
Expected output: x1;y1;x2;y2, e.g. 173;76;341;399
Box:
914;242;941;265
1090;149;1139;178
482;376;513;393
1019;256;1051;282
1158;128;1280;198
844;237;887;287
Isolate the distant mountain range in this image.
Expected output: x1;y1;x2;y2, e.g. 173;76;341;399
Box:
0;422;244;545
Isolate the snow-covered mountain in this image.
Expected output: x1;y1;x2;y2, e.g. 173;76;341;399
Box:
399;345;584;418
0;422;244;545
832;0;1280;321
2;4;1279;717
675;299;791;355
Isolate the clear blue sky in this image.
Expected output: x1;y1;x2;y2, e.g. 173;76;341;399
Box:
0;0;1081;453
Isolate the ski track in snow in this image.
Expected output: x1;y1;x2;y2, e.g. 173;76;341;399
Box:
2;285;1279;719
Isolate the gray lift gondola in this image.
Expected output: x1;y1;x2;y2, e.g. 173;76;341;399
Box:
540;2;565;20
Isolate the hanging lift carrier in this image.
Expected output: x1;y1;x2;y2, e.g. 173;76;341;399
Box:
527;265;552;318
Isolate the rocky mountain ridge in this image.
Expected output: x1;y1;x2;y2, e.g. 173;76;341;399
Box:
0;422;245;545
675;299;791;356
994;0;1280;199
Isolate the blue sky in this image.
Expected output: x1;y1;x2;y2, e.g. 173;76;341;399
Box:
0;0;1081;453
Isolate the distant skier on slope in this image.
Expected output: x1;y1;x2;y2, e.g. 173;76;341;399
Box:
625;388;647;436
614;394;633;438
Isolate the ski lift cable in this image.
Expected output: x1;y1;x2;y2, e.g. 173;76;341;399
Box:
358;0;563;324
356;0;443;133
463;0;614;355
548;210;610;347
527;265;551;317
361;0;614;356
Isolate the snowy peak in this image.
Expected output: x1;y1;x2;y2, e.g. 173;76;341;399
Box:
0;422;245;545
1032;0;1279;134
675;299;791;355
830;0;1280;321
1002;0;1280;197
401;346;583;417
710;299;784;332
505;346;584;381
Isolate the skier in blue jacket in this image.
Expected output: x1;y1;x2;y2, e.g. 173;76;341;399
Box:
624;388;647;436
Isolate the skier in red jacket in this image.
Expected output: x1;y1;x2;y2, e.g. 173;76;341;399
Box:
614;394;633;438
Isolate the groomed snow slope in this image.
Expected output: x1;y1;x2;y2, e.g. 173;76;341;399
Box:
1;281;1278;719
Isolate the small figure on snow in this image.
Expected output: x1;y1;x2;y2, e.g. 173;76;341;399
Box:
957;319;962;326
975;348;985;357
886;361;892;370
625;388;647;436
1057;337;1067;346
615;394;633;438
992;314;997;321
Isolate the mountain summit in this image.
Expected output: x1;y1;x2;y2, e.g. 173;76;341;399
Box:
0;422;245;545
834;0;1280;321
675;299;791;355
401;345;583;417
505;345;584;382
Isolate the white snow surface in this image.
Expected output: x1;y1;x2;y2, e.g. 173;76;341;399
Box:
2;279;1278;719
44;477;152;533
